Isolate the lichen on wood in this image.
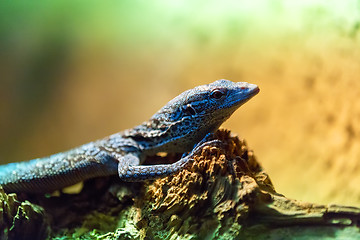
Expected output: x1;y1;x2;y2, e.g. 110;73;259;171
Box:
0;187;50;240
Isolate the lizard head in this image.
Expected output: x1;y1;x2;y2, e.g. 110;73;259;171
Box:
128;79;259;153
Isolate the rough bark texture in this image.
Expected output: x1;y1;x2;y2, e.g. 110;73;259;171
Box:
1;130;359;239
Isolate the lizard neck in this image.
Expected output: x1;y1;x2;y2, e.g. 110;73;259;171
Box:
122;114;224;155
121;119;186;154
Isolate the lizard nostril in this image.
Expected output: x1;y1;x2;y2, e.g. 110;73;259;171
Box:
182;104;197;116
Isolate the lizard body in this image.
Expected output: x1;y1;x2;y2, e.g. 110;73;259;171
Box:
0;79;259;193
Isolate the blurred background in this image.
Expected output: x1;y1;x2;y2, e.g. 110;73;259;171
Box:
0;1;360;206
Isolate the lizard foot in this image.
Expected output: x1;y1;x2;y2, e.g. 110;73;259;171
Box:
119;139;223;181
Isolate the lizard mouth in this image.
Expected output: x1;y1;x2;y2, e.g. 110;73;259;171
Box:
230;85;260;107
247;86;260;98
253;86;260;94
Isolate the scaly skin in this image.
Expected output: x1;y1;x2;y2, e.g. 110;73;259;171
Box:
0;79;259;193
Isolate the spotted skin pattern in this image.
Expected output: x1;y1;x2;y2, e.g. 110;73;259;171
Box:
0;80;259;193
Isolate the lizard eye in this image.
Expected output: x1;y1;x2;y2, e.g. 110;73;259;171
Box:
182;104;197;116
211;89;226;99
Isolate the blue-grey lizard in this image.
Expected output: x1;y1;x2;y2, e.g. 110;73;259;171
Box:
0;79;259;193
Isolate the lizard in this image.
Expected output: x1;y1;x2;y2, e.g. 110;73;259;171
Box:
0;79;259;193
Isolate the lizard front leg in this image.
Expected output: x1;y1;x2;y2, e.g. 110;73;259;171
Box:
117;139;222;181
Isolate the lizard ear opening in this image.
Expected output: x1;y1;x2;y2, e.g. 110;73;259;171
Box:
182;104;197;116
